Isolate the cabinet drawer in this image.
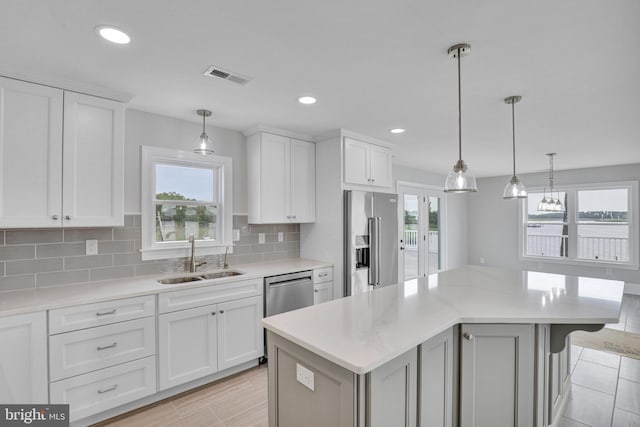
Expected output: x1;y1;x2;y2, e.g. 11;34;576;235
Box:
49;317;155;381
313;267;333;284
158;278;262;314
50;356;156;422
49;295;155;334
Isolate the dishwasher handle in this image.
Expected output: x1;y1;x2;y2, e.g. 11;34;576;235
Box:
267;278;312;289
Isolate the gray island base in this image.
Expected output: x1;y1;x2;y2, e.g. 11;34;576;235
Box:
262;266;624;427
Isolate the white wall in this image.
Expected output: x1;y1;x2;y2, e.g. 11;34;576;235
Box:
393;164;468;269
124;109;247;214
468;163;640;283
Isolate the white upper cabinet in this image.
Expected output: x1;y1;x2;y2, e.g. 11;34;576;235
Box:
0;77;64;227
63;92;124;227
0;77;125;228
343;137;392;188
247;130;315;224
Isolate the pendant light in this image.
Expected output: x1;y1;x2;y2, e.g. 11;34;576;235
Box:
193;109;214;155
444;43;477;193
502;96;527;199
537;153;564;212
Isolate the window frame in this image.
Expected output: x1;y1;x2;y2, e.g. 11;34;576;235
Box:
519;181;639;270
141;146;233;261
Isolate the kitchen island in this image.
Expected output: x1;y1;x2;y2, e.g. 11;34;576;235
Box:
262;265;624;427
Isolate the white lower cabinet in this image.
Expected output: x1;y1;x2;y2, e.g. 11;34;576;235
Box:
158;294;263;390
460;324;534;427
158;303;219;390
50;356;156;422
313;267;334;304
420;328;454;427
0;311;48;403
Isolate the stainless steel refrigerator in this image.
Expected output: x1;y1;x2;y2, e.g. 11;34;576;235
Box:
344;190;399;296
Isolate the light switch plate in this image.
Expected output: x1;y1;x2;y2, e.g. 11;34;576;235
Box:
296;363;315;391
258;233;265;244
86;240;98;256
278;232;284;242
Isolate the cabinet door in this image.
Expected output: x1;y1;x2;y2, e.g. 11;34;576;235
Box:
368;347;418;427
260;133;290;222
343;137;370;185
158;304;218;390
313;282;333;304
0;77;63;227
290;138;315;222
369;144;392;188
217;296;263;371
460;324;534;427
420;328;453;427
62;92;124;227
0;311;48;403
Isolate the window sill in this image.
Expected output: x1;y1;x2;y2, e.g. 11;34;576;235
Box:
520;254;639;271
141;244;232;261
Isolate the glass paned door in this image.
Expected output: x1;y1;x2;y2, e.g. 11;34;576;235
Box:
428;196;441;273
402;193;420;280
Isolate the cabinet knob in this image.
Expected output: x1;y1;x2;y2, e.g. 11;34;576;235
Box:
286;215;291;219
211;312;216;316
51;215;59;220
314;290;318;293
371;179;375;183
219;310;224;314
292;215;296;219
64;215;71;220
463;332;474;341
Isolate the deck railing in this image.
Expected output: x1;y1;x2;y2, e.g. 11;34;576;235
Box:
403;230;439;253
527;234;629;261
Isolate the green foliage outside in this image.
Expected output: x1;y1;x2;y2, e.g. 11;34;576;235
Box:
155;192;217;242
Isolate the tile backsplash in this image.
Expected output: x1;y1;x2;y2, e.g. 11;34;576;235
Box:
0;215;299;293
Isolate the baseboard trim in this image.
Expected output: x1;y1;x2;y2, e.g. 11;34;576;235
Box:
624;282;640;295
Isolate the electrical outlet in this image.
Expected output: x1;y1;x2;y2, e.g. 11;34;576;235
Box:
296;363;315;391
258;233;265;244
232;229;240;241
278;232;284;242
86;240;98;256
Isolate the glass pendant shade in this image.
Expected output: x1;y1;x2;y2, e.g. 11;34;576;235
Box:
503;175;527;199
445;160;478;193
193;109;214;155
502;95;527;200
536;153;564;212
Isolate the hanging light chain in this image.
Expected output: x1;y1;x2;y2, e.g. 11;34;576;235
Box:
457;47;462;162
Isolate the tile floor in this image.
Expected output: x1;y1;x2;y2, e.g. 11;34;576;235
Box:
97;295;640;427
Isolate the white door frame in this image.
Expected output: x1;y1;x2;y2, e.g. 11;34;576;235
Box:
396;181;447;282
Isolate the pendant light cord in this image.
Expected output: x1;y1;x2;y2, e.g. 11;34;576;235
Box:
202;114;206;135
457;48;462;162
511;101;516;176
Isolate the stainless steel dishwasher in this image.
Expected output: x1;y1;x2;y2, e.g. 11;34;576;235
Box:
264;270;314;317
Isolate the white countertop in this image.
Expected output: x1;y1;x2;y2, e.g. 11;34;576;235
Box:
0;258;331;318
261;265;624;374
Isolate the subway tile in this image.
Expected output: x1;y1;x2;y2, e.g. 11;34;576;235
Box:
37;242;85;258
285;232;299;242
231;244;252;255
265;233;278;243
113;227;141;240
65;254;113;270
249;224;274;233
0;274;35;292
6;229;63;244
286;250;299;259
616;378;640;415
124;215;135;227
113;252;142;266
6;258;63;275
37;270;89;288
273;242;288;251
235;254;264;265
263;252;286;262
0;231;4;245
239;234;259;245
98;240;135;254
133;215;142;227
134;262;165;276
90;265;134;282
64;228;113;242
134;240;141;252
287;241;299;251
252;244;274;253
0;245;35;261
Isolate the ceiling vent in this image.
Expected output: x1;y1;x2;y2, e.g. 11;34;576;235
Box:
203;66;251;85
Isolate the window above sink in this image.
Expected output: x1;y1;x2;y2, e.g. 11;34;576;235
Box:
141;146;233;261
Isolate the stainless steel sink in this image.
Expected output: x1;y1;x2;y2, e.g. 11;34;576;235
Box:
199;271;244;280
157;276;203;285
157;270;244;284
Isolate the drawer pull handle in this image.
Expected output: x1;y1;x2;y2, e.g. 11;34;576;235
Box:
211;312;216;316
314;290;319;293
219;310;225;314
96;309;116;317
98;384;118;394
319;273;328;277
97;342;118;351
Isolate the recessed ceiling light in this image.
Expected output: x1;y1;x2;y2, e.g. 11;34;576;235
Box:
298;96;317;105
95;26;131;45
390;128;406;134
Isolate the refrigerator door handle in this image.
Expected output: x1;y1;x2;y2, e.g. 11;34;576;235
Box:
369;217;381;286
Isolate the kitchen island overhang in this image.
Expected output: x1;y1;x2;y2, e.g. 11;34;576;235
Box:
262;265;624;427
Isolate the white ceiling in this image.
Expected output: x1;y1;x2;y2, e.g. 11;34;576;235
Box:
2;0;639;177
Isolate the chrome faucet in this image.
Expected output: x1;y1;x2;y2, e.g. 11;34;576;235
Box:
218;246;229;269
188;234;207;272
